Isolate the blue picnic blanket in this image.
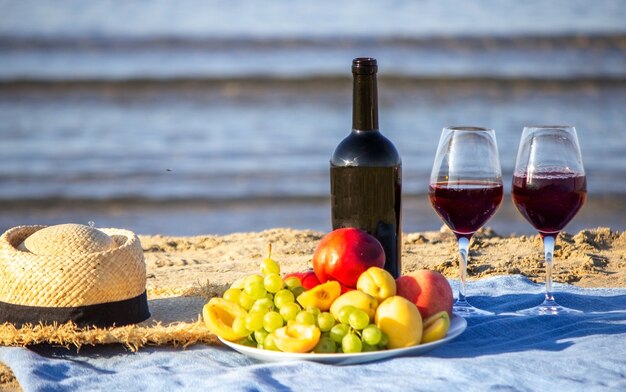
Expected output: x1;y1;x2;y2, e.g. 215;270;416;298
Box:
1;275;626;391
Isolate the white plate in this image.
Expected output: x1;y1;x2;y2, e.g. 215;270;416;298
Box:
218;315;467;365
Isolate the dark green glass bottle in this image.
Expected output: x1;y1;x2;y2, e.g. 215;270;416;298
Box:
330;58;402;278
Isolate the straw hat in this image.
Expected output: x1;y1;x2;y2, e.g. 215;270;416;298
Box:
0;224;150;328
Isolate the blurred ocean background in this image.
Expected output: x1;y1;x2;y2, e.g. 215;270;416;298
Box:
1;0;626;235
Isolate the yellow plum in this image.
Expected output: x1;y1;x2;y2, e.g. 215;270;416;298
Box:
330;290;378;321
375;296;423;349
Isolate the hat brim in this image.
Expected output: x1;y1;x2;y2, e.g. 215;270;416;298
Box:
0;291;150;329
0;293;218;351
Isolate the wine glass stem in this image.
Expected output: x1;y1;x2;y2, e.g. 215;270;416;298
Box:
543;235;555;302
457;236;470;303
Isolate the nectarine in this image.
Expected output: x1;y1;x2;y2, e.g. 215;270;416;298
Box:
312;228;385;288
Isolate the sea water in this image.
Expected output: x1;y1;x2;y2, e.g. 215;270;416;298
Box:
1;0;626;235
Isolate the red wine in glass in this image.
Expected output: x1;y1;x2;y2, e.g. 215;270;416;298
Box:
512;171;586;236
429;126;503;317
512;125;586;316
429;181;503;238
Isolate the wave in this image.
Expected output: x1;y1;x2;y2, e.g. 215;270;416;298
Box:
2;192;625;210
2;33;625;84
0;195;330;209
2;33;626;50
3;75;626;90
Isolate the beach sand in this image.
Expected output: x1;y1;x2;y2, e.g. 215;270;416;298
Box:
1;226;625;390
140;226;626;292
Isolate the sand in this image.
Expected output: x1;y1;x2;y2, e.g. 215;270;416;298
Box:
141;226;626;292
1;226;625;390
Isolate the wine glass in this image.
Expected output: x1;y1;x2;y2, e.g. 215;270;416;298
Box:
512;125;586;315
429;126;503;317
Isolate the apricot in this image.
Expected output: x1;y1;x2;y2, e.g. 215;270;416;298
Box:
421;311;450;344
356;267;396;302
272;321;321;353
296;281;341;311
203;298;249;342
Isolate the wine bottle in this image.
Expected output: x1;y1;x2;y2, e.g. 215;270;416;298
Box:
330;57;402;278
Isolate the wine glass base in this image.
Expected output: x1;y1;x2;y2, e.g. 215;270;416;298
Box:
453;299;494;318
515;299;582;316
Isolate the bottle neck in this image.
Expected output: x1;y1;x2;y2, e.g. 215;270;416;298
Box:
352;73;379;131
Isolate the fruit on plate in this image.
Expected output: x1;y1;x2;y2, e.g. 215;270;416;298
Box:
327;306;387;353
203;298;250;342
329;290;378;321
271;321;321;353
296;280;341;311
230;276;246;290
395;270;454;319
375;296;423;349
312;228;385;288
356;266;396;302
204;243;457;355
283;270;321;290
260;244;280;275
421;311;451;344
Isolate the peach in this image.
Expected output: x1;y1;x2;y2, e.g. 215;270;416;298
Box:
396;270;453;320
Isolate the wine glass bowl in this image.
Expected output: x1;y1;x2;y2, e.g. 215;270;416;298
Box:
512;125;586;315
429;126;503;317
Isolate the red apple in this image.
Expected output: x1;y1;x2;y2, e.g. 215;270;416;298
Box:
312;228;385;289
396;270;454;319
283;270;321;290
